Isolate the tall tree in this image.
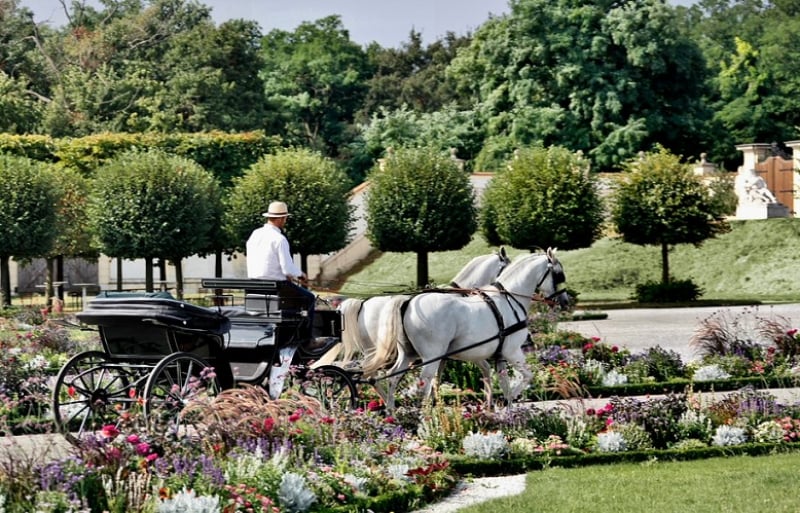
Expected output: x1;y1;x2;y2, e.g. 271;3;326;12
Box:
610;146;729;285
448;0;711;171
365;146;477;288
225;148;355;275
0;154;58;307
88;148;219;296
260;16;369;158
480;146;604;251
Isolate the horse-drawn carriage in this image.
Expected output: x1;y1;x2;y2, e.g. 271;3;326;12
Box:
51;278;358;444
51;249;569;444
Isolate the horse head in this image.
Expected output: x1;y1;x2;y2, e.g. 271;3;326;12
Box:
495;248;570;310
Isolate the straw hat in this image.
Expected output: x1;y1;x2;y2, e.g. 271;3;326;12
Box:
262;201;291;218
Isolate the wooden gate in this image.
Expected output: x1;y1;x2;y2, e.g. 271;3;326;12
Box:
755;155;795;213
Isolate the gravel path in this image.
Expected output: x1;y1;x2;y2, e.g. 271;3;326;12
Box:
410;474;527;513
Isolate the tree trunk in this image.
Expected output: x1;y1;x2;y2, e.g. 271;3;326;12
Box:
145;256;154;292
56;255;65;301
45;257;55;308
174;258;184;300
416;250;429;289
116;257;123;291
0;256;11;308
300;253;308;276
661;241;670;285
214;250;223;305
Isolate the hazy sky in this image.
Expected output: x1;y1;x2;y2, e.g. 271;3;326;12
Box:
20;0;695;49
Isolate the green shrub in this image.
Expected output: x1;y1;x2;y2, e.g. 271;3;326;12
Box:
633;278;703;303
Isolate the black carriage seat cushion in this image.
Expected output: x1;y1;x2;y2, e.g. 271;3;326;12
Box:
77;296;230;335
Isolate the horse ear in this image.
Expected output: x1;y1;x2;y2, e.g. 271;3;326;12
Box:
499;246;507;258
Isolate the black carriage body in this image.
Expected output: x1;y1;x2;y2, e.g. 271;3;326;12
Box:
76;282;342;384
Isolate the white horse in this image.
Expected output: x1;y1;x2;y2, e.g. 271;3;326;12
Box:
315;248;510;367
362;248;569;411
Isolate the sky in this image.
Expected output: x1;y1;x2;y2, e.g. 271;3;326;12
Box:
19;0;695;49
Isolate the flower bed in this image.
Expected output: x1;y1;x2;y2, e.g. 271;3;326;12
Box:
2;306;800;512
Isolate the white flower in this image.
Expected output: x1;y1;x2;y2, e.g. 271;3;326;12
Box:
602;369;628;387
343;474;369;494
24;354;49;371
596;431;627;452
693;364;731;382
158;487;219;513
753;420;784;444
279;472;316;513
711;425;747;446
462;431;508;459
386;464;411;482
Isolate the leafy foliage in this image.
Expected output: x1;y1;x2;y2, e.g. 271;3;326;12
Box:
88;148;220;291
0;154;59;306
225;148;355;268
611;146;729;285
634;278;703;303
480;145;604;251
365;146;476;287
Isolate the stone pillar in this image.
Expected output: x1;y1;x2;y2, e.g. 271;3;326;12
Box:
693;153;717;177
735;143;772;170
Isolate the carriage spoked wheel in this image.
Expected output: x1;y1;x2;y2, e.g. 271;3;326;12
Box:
52;350;139;445
291;364;358;411
142;352;222;438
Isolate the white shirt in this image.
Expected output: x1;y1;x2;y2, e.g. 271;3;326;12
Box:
246;223;304;280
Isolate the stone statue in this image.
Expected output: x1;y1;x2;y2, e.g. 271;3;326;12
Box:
735;167;777;205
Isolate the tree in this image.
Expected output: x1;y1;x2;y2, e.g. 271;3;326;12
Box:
44;166;97;303
365;146;477;288
447;0;711;171
88;148;219;296
260;16;369;158
0;154;58;307
480;146;604;251
225;148;355;275
610;146;729;285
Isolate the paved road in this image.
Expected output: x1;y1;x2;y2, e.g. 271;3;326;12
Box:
559;303;800;362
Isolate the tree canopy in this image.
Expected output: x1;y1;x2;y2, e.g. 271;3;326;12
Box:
365;146;477;287
225;148;355;274
480;146;604;251
0;154;59;306
610;146;730;285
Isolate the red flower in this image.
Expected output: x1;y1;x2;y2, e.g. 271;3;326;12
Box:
263;417;275;432
384;416;396;424
101;425;119;439
288;412;301;423
67;386;76;398
367;399;382;411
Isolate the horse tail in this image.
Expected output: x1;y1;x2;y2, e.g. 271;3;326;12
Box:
361;294;408;377
338;298;365;362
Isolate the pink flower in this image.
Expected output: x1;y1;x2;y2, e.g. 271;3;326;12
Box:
101;425;119;439
591;337;601;342
146;453;159;462
367;400;382;411
321;416;335;424
135;442;151;456
788;329;798;337
126;434;140;444
384;416;396;424
583;343;594;353
288;412;301;423
586;408;596;416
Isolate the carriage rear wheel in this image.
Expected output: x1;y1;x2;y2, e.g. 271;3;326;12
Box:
52;350;140;445
292;364;358;411
142;352;222;438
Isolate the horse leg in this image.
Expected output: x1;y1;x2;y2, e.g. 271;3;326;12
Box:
416;362;439;405
474;359;493;406
495;359;513;404
508;357;533;402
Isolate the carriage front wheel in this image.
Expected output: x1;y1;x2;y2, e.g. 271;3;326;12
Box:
52;350;140;445
143;352;222;438
293;364;358;411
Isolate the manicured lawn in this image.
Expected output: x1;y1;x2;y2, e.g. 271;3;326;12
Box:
460;452;800;513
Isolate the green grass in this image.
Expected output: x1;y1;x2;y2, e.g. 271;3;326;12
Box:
458;453;800;513
340;218;800;303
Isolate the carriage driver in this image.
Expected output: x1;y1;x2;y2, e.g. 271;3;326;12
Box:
246;201;318;335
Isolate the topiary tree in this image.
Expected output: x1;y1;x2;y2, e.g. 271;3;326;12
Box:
610;146;730;286
365;146;477;288
0;154;59;307
480;145;604;251
225;148;355;275
88;149;220;297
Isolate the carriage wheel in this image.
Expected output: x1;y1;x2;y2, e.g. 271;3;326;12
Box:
142;352;221;438
293;364;358;411
51;351;138;445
